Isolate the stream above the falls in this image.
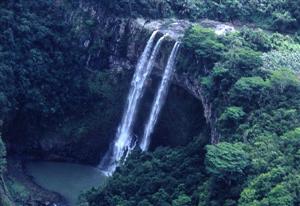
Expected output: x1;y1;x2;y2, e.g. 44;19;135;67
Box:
25;161;107;206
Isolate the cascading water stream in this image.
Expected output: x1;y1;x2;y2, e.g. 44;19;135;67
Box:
140;42;180;151
99;31;167;175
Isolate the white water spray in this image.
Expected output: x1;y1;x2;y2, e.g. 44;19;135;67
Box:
99;31;167;175
140;42;180;151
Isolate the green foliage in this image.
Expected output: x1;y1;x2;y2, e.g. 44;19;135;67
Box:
7;178;30;202
239;27;272;52
269;69;300;93
229;77;269;111
97;0;201;19
183;25;225;67
224;47;263;72
206;143;250;179
0;195;12;206
0;0;133;163
178;24;300;205
217;107;246;137
272;11;297;32
275;128;300;171
172;194;192;206
97;0;300;33
267;183;293;206
197;181;210;206
0;0;89;124
239;168;296;206
81;137;208;206
262;50;300;73
219;107;245;123
203;0;300;32
2;1;300;206
0;137;6;175
89;14;300;206
237;125;300;205
102;0;300;33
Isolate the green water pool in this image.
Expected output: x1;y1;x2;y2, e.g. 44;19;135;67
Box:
26;161;107;206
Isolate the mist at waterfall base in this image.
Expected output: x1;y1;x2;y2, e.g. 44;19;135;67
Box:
98;31;161;175
99;31;181;175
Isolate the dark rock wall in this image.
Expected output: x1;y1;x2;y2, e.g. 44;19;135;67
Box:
6;1;219;164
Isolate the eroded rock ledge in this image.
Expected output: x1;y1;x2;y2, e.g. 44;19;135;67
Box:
69;1;236;143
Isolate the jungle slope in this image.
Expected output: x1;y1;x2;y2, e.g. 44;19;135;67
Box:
81;1;300;206
1;0;300;206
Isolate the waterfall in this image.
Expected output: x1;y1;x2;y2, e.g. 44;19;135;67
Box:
140;42;180;151
99;31;166;175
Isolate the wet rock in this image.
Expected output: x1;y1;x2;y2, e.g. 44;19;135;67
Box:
135;18;236;39
7;2;232;160
83;40;90;48
200;19;235;35
66;2;227;143
135;18;193;40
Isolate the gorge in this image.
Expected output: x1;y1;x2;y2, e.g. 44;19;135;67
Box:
1;1;300;206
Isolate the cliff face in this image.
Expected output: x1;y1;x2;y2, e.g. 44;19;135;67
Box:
66;1;237;143
6;1;233;162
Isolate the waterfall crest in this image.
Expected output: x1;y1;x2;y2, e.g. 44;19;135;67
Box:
140;42;180;151
99;31;166;175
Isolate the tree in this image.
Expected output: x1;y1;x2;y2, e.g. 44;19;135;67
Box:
239;167;288;205
267;183;293;206
229;76;269;111
224;47;263;72
240;27;272;52
205;143;250;180
172;194;192;206
269;69;300;93
272;11;297;32
278;128;300;168
183;25;225;68
261;51;300;73
218;106;246;130
0;136;6;175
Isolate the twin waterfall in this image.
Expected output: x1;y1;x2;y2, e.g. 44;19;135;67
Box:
100;31;180;175
140;42;180;151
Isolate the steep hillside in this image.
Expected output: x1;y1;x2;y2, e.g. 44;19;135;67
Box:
0;0;300;206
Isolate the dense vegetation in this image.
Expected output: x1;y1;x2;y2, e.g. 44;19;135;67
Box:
99;0;300;33
82;24;300;206
1;0;300;206
0;0;133;162
0;0;131;203
81;136;208;206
